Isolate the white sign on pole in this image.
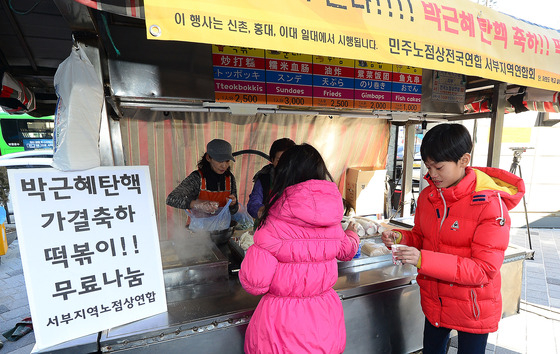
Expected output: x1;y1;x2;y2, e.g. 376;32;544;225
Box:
7;166;167;352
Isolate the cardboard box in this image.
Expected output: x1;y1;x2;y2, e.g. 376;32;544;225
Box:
345;167;387;216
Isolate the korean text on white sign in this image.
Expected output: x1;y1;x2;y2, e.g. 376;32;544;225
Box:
7;166;167;352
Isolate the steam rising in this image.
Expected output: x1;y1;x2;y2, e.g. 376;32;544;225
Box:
161;217;218;268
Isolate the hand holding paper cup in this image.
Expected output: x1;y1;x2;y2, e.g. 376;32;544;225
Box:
381;230;399;248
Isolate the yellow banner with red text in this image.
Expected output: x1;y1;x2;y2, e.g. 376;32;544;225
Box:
144;0;560;91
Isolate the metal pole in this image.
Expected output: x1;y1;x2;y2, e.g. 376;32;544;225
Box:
509;148;533;252
487;83;507;167
516;163;533;251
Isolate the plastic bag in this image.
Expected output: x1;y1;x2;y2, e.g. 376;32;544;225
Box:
232;204;254;230
187;199;232;232
52;46;103;171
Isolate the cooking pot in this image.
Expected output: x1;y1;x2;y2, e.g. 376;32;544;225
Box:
188;221;237;245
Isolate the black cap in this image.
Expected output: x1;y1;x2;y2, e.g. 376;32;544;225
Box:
207;139;235;162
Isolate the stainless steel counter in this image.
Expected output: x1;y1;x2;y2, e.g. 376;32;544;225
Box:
92;252;423;353
44;237;424;354
42;224;533;354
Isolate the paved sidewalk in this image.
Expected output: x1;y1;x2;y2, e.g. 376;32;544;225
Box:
0;227;35;354
448;227;560;354
1;226;560;353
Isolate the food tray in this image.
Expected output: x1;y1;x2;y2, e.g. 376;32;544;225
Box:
229;236;246;260
228;236;391;270
338;252;392;269
160;238;229;289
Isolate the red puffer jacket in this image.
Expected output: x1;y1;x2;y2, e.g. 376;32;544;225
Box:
398;166;524;334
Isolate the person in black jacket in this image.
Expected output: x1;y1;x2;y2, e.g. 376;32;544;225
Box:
247;138;295;219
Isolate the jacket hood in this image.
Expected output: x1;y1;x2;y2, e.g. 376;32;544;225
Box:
472;166;525;210
424;166;525;210
269;179;344;227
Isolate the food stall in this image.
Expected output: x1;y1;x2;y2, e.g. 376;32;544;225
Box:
46;219;532;353
0;0;552;352
100;225;425;354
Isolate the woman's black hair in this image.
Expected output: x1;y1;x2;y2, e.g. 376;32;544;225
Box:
258;143;333;229
420;123;473;163
269;138;296;162
197;153;232;175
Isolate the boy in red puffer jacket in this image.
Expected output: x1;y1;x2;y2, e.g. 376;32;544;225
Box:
382;123;525;354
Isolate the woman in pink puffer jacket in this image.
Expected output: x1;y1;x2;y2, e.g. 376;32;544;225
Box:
239;143;359;354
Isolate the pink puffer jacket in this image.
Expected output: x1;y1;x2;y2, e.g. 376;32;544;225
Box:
239;179;359;354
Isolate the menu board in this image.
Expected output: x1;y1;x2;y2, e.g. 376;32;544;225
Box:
354;61;393;111
312;56;355;109
391;65;423;112
211;46;423;111
212;45;267;104
265;51;313;106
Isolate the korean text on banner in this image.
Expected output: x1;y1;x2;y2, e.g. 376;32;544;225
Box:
144;0;560;92
7;166;167;352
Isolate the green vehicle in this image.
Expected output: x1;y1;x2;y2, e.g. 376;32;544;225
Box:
0;112;54;156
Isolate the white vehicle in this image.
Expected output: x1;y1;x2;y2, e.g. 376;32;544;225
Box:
0;150;53;167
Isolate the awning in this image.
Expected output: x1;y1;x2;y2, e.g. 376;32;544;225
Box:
142;0;560;92
72;0;145;18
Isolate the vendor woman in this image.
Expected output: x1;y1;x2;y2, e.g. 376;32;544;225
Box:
166;139;239;216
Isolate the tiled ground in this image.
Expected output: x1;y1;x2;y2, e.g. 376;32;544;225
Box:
0;236;35;354
447;227;560;354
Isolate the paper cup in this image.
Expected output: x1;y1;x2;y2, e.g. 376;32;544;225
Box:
391;244;405;265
